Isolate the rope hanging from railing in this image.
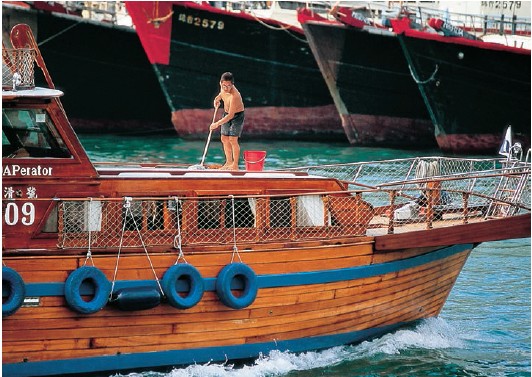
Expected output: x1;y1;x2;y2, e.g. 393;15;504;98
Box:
248;10;307;43
110;197;164;299
82;197;95;267
229;195;243;263
172;197;188;264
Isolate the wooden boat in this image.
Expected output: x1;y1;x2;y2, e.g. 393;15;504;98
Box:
2;1;171;135
123;1;344;142
2;24;531;377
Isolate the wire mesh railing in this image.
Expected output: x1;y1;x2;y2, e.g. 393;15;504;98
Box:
52;157;530;250
2;48;36;91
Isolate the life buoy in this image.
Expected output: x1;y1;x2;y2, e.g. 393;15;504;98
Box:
162;264;204;309
64;266;111;314
2;266;26;317
215;263;258;309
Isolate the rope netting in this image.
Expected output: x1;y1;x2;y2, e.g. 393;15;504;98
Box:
56;157;530;249
2;48;36;91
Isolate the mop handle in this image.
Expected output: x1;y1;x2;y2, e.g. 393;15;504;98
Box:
199;106;219;165
199;131;212;166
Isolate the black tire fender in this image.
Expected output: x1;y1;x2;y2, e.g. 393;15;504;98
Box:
64;266;111;314
215;263;258;309
2;266;26;317
162;264;204;309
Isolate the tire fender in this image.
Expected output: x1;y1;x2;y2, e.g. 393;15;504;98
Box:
2;266;26;317
216;263;258;309
64;266;111;314
162;264;204;309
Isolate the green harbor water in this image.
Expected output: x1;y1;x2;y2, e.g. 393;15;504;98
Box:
77;134;530;377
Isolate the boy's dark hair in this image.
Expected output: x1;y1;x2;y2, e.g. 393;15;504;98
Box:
220;72;234;83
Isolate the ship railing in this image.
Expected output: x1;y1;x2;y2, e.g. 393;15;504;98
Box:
354;2;531;37
2;47;36;91
37;168;529;250
409;4;531;37
285;156;508;188
65;1;131;25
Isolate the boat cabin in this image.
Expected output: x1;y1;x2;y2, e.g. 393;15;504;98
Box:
2;28;372;255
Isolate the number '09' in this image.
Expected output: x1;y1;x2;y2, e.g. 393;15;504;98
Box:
4;202;35;226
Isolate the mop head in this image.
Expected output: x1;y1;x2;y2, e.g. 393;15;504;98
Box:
187;163;223;170
188;164;206;170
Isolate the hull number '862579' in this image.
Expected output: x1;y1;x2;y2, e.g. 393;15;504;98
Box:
178;13;224;29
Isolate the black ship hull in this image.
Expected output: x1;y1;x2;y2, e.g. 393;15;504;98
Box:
2;4;171;134
398;31;531;154
127;1;344;141
302;21;436;149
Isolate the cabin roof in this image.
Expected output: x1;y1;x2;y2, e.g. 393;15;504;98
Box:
2;87;63;100
96;166;312;179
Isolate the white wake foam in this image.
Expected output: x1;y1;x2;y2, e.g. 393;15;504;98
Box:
116;317;470;377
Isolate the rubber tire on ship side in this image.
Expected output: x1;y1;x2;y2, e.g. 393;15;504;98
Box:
64;266;111;314
162;264;204;309
2;266;26;318
215;263;258;309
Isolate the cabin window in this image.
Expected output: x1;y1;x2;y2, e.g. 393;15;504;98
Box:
198;200;222;229
122;200;165;231
225;199;255;228
146;201;164;230
2;108;71;158
62;201;102;233
269;197;292;228
42;204;58;233
296;195;325;226
197;198;256;230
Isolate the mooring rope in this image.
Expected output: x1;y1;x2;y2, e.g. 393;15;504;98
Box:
248;10;307;43
38;21;83;47
229;195;243;263
249;10;292;30
408;63;439;84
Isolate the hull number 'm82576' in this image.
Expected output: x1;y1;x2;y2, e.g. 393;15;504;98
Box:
178;13;225;30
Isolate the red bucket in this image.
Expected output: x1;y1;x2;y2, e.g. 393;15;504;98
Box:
244;150;266;171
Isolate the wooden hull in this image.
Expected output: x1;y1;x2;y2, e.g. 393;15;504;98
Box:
3;241;473;376
3;23;530;377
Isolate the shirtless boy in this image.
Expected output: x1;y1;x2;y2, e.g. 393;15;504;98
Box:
210;72;245;170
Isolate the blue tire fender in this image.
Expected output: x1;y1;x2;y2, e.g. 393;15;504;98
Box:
2;266;26;318
216;263;258;309
162;264;204;309
64;266;111;314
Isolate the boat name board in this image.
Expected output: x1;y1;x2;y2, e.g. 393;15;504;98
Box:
3;164;53;177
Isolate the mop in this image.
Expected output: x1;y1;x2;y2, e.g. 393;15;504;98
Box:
188;106;219;170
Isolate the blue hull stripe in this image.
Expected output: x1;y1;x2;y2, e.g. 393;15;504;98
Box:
22;243;472;296
3;244;473;377
3;322;408;377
